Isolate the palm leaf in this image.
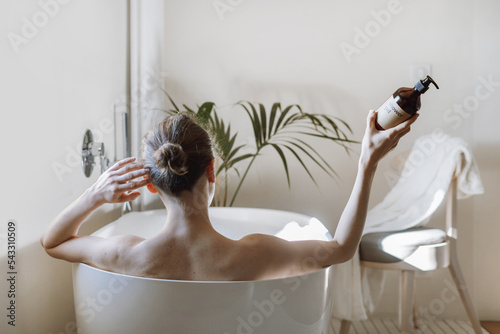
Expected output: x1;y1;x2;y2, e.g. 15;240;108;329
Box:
196;102;215;126
156;85;180;112
282;144;318;187
282;139;338;179
259;103;267;143
228;101;355;205
223;153;255;171
273;104;295;135
268;103;280;138
209;109;254;177
239;102;262;148
270;143;290;187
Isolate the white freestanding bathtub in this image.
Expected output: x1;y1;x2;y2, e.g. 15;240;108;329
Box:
72;207;334;334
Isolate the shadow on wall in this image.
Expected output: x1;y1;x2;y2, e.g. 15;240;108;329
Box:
226;78;362;122
473;143;500;173
0;242;75;333
162;75;364;125
6;207;123;333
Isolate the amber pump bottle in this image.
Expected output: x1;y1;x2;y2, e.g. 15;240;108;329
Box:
375;75;439;130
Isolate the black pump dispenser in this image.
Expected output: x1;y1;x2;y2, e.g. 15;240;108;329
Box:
375;75;439;130
415;75;439;94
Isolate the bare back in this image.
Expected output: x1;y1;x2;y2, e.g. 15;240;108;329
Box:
103;229;307;281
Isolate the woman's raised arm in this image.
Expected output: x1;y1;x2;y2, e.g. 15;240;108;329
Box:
239;110;418;279
40;157;150;262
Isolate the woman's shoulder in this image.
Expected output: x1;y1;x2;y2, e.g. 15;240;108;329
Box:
219;233;292;280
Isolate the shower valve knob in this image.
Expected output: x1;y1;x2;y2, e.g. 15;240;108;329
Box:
82;129;106;177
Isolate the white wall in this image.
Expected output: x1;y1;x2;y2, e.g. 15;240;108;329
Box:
471;0;500;321
161;0;499;321
1;0;127;332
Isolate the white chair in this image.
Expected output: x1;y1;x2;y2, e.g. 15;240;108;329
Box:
339;175;482;334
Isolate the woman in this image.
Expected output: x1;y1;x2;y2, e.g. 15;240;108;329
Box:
41;110;417;280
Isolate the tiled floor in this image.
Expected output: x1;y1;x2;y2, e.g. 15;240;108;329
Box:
330;318;491;333
482;322;500;334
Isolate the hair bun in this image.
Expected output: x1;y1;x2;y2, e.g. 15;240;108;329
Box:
154;143;188;176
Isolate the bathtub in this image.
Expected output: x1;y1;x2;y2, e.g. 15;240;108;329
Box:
73;207;334;334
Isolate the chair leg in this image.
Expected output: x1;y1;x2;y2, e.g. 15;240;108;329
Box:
399;270;415;333
448;240;482;334
412;278;419;329
339;319;351;334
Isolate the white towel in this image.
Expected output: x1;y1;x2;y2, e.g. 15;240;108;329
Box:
332;132;484;320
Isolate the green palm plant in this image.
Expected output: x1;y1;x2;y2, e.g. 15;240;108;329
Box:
154;93;357;206
231;101;355;206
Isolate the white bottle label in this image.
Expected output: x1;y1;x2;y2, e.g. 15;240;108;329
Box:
376;96;413;129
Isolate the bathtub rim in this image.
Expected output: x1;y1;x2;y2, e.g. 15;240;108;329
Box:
74;261;331;284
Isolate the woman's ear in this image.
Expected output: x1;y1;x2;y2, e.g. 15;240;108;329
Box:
147;183;158;194
207;158;215;183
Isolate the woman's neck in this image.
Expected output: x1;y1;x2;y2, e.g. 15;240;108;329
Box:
164;200;213;237
156;179;215;240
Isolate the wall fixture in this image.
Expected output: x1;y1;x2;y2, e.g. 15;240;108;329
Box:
81;129;108;177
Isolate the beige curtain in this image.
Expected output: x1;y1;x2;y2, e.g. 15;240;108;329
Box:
129;0;169;210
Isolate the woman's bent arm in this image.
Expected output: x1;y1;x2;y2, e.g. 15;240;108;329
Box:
41;189;101;250
41;158;150;261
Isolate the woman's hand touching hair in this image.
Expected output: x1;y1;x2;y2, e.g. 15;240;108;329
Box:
88;157;151;207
